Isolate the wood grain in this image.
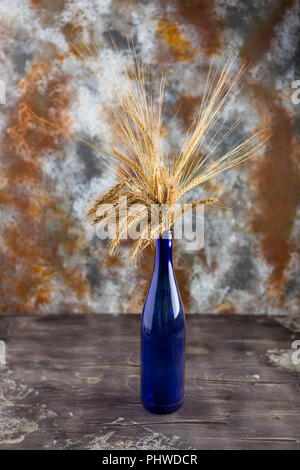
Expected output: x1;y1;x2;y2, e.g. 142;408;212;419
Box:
0;314;299;450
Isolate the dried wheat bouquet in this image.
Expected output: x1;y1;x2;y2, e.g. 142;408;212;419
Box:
69;44;268;260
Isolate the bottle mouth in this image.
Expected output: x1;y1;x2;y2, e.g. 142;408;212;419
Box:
161;230;173;240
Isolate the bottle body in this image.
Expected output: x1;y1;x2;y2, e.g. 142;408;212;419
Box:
141;231;185;413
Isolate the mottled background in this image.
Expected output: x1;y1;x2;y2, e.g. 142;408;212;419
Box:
0;0;299;315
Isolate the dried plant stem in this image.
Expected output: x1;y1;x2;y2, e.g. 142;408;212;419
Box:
32;45;269;260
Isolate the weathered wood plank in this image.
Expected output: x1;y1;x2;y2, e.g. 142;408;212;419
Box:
0;314;299;449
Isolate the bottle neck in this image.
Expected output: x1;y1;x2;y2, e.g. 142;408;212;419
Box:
154;231;173;270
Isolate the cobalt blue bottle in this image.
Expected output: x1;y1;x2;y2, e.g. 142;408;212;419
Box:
141;230;185;413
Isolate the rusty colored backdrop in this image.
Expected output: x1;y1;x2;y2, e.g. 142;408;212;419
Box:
0;0;299;314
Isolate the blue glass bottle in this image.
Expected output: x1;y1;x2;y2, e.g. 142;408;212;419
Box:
141;230;185;413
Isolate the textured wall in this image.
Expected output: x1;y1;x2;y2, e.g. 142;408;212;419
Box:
0;0;299;314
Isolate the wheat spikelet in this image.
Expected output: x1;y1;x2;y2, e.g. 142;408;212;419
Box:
86;182;127;219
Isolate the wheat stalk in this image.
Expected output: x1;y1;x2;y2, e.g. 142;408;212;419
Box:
32;44;269;259
80;48;269;259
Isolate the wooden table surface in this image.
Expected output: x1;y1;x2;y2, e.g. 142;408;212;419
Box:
0;314;299;450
